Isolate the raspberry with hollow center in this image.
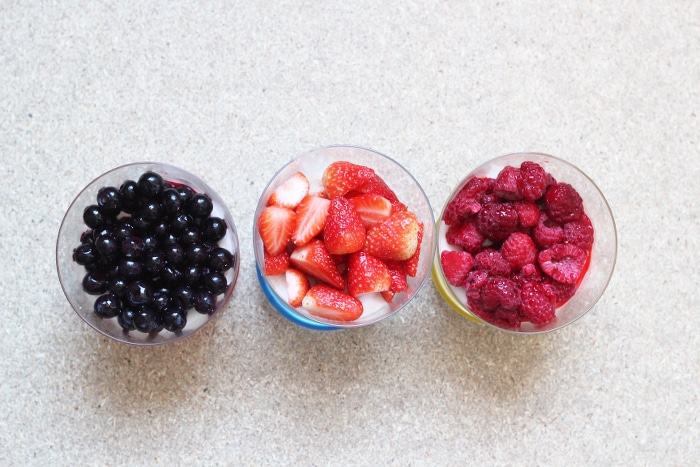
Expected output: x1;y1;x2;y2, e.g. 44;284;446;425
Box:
538;243;587;284
532;213;564;249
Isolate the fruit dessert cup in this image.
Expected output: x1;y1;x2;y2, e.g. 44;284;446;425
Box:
254;145;436;330
56;162;240;345
431;152;616;333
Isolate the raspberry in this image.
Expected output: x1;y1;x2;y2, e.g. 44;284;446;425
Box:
473;248;511;277
514;200;540;228
518;161;547;201
476;202;518;241
543;277;577;305
442;177;492;225
501;232;537;271
538;243;587;284
440;250;474;287
544;182;583;223
520;281;556;324
464;269;489;299
493;166;522;200
563;213;594;250
445;220;484;254
532;213;564;249
481;276;521;311
492;306;523;328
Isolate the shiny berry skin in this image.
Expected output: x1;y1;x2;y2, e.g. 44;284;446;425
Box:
118;307;137;331
73;243;97;266
182;265;203;285
193;289;217;314
82;270;108;295
139;199;163;222
202;217;227;242
151;289;171;312
188;194;213;218
170;213;192;233
82;205;108;229
94;293;121;318
119;180;139;213
165;243;185;265
161;188;183;214
113;220;136;241
162;306;187;332
126;280;153;307
106;276;128;298
203;272;227;295
186;243;208;265
121;236;144;258
137;171;164;199
133;306;161;333
143;250;166;275
161;265;183;284
118;258;143;280
171;286;194;309
179;227;201;245
208;248;234;272
96;186;122;216
175;185;194;203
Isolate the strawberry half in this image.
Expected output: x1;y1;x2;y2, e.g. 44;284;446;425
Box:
348;194;392;229
258;205;296;256
403;221;424;277
267;172;309;209
302;284;363;322
292;195;330;246
323;196;366;255
322;161;375;198
289;239;345;290
285;268;310;308
264;250;289;276
347;251;391;297
348;173;399;202
364;210;419;261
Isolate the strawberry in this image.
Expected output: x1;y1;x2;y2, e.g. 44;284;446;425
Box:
322;161;375;198
289;239;345;290
381;290;396;302
302;284;363;322
403;221;424;277
348;173;399;202
292;195;330;246
365;210;419;261
258;205;296;256
348;194;392;229
267;172;309;209
347;251;391;297
285;268;310;308
264;250;289;276
323;196;366;255
385;260;408;294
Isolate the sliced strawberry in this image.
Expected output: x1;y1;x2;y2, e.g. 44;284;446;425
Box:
365;210;419;261
348;194;392;229
267;172;309;209
385;260;408;294
403;221;424;277
347;251;391;297
258;206;296;256
323;196;366;255
292;195;330;246
264;250;289;276
538;243;587;284
289;239;345;290
285;268;310;308
322;161;375;198
381;290;396;302
390;200;408;213
348;173;399;202
302;284;363;322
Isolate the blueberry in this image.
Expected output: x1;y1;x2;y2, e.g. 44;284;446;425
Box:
137;171;164;199
94;233;120;261
82;270;108;295
175;185;194;203
186;243;208;265
203;272;227;295
201;217;227;242
161;188;183;215
96;186;122;216
94;293;121;318
181;265;202;285
151;289;171;312
169;213;192;233
165;243;185;265
114;219;136;242
162;306;187;332
142;235;159;251
133;306;161;333
126;280;153;307
193;289;217;315
187;194;213;218
139;199;163;222
161;265;183;284
118;258;143;280
73;243;97;266
208;247;234;272
171;285;194;309
118;307;137;331
119;180;139;213
131;214;152;234
153;220;170;237
121;236;144;258
179;227;201;245
83;205;107;229
107;276;128;298
143;250;166;275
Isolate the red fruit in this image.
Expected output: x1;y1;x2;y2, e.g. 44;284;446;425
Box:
544;182;583;223
464;269;489;297
258;206;296;256
381;290;396;302
385;260;408;294
520;281;556;324
322;161;376;198
532;213;564;249
563;213;594;250
492;306;523;328
440;250;473;287
347;251;392;297
264;250;289;276
543;277;577;305
403;221;424;277
481;276;521;311
285;268;310;308
292;195;330;246
323;196;366;255
349;173;399;202
445;220;484;254
473;248;511;277
289;239;345;290
514;200;540;228
267;172;309;209
501;231;537;271
518;161;547;201
538;243;587;284
348;194;392;229
476;202;518;241
302;285;363;321
442;177;493;226
493;166;522;200
390;199;408;213
365;210;419;261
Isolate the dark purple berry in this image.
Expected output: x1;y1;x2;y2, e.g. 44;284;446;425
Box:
171;285;194;309
126;280;153;307
94;233;120;260
202;217;227;242
119;180;139;213
188;194;213;218
107;276;128;298
83;205;107;229
131;214;152;234
114;219;135;242
169;213;192;233
186;243;208;265
208;247;234;272
133;306;161;333
139;199;163;222
137;171;164;199
165;243;185;265
118;258;143;280
162;307;187;332
96;186;122;216
161;265;183;284
118;307;137;331
143;250;166;275
94;293;121;318
182;265;202;285
151;289;171;312
179;227;201;245
73;243;97;265
161;188;183;215
82;270;108;295
193;289;217;315
175;185;194;203
203;272;227;295
121;236;144;258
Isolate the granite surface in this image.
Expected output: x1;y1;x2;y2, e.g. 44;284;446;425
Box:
1;1;698;465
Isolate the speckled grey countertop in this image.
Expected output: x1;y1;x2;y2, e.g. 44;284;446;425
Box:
1;1;698;465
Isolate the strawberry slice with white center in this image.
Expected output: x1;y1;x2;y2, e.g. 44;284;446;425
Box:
322;161;375;198
267;172;310;209
292;195;330;246
289;239;345;290
258;205;296;256
403;222;424;277
347;251;391;297
537;243;587;284
348;194;392;229
285;268;310;308
323;196;366;255
302;284;363;321
365;210;419;261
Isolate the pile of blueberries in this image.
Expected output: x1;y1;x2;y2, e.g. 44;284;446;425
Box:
72;171;236;334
